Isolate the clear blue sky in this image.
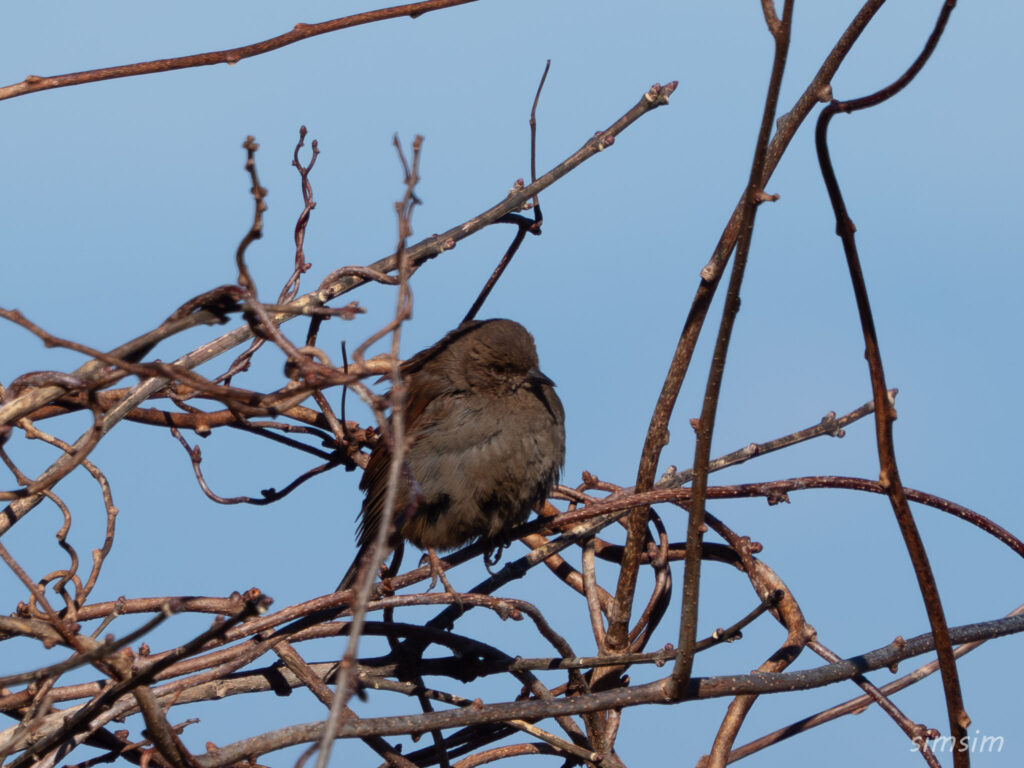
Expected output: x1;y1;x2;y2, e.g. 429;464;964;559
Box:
2;2;1021;766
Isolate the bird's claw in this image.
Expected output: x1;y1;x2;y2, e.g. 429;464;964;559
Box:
425;547;460;600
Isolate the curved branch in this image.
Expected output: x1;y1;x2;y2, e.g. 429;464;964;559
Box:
815;1;966;755
190;614;1024;766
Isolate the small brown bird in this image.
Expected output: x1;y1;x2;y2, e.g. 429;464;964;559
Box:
338;319;565;591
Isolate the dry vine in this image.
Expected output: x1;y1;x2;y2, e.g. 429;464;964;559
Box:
1;2;1016;768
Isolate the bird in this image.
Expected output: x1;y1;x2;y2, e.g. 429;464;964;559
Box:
338;318;565;592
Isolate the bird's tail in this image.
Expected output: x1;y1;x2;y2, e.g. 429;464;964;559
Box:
335;540;404;593
336;553;363;592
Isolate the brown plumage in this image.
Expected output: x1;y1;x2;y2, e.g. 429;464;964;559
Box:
338;319;565;591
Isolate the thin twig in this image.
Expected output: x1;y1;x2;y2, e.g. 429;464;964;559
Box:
668;3;793;693
0;0;483;102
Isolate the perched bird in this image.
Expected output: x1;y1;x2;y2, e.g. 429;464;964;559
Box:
338;319;565;591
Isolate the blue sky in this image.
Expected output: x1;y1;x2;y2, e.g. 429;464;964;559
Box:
1;2;1022;766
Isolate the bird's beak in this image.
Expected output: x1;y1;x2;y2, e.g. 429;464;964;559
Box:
529;368;556;388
